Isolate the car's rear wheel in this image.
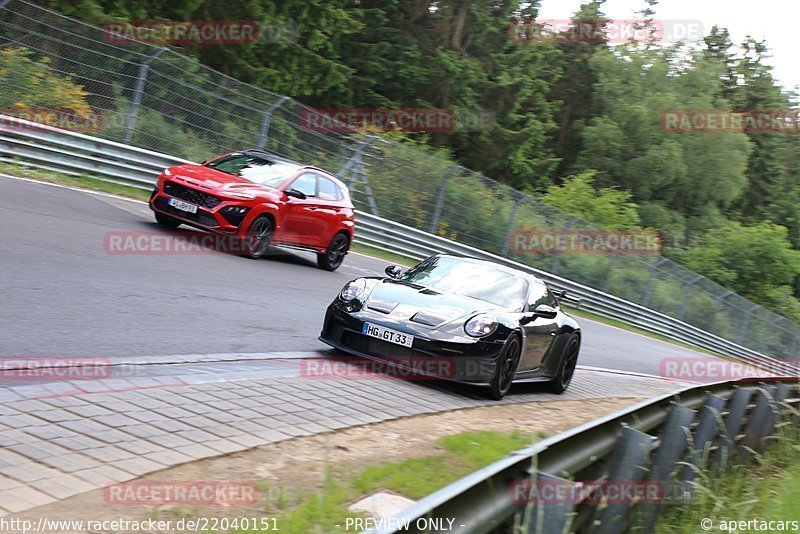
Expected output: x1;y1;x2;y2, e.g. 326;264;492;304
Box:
317;232;349;271
548;334;580;394
155;212;181;229
244;216;273;259
487;335;521;400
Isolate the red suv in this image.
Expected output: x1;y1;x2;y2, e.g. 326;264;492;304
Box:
149;150;355;270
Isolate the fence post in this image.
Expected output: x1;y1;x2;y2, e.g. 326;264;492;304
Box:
679;274;705;321
123;47;168;144
256;96;289;148
602;250;618;293
706;290;733;333
428;165;460;234
738;304;760;345
641;257;669;308
501;194;529;256
337;136;379;215
549;217;581;275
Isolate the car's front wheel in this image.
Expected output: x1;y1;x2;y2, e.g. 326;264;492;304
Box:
548;333;580;394
155;212;181;229
487;335;521;400
243;215;273;259
317;232;349;271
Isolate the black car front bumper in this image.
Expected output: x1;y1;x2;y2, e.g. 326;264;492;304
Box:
319;302;506;385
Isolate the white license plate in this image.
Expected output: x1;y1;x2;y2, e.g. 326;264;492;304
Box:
362;323;414;348
168;197;198;214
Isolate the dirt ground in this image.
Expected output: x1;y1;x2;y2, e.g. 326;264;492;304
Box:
15;397;644;530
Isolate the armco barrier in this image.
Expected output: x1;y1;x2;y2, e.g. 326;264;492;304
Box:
0;114;797;377
366;378;799;533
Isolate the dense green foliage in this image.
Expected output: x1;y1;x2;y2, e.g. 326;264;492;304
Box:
24;0;800;321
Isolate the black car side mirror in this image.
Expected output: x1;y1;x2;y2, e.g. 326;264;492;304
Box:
285;188;307;200
520;304;558;325
385;265;402;279
556;289;582;307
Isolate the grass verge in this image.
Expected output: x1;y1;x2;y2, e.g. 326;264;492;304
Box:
655;422;800;533
258;430;539;533
561;305;724;359
0;161;152;201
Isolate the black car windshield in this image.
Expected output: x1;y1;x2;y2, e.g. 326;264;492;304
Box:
400;256;529;310
206;153;297;187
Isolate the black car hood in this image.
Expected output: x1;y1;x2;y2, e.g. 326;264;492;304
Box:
364;279;504;327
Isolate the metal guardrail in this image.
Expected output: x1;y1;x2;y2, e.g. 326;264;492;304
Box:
366;377;799;533
0;115;796;378
354;212;797;376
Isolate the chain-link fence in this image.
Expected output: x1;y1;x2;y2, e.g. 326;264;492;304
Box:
1;0;798;359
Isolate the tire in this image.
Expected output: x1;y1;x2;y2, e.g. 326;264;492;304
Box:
547;334;580;394
155;212;181;229
487;335;522;400
317;232;350;271
243;215;273;259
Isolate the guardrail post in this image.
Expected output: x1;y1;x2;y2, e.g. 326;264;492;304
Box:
680;393;725;490
640;257;669;308
256;96;289;148
634;403;695;532
428;165;460;234
750;383;789;452
590;425;653;534
549;217;581;275
123;47;169;144
501;194;529;256
524;473;579;533
715;387;752;472
740;387;774;461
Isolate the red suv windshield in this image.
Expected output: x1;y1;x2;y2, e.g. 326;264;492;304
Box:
206;153;299;187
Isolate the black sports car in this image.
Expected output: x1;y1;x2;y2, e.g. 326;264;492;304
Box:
319;254;581;399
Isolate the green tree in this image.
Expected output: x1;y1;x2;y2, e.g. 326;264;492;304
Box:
542;170;641;229
680;222;800;320
0;47;91;112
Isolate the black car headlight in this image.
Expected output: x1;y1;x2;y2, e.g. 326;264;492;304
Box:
464;313;498;337
340;279;367;301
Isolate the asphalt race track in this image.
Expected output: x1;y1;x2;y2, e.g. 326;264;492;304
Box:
0;174;714;377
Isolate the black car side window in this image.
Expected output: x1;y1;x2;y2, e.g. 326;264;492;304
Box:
527;281;556;311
